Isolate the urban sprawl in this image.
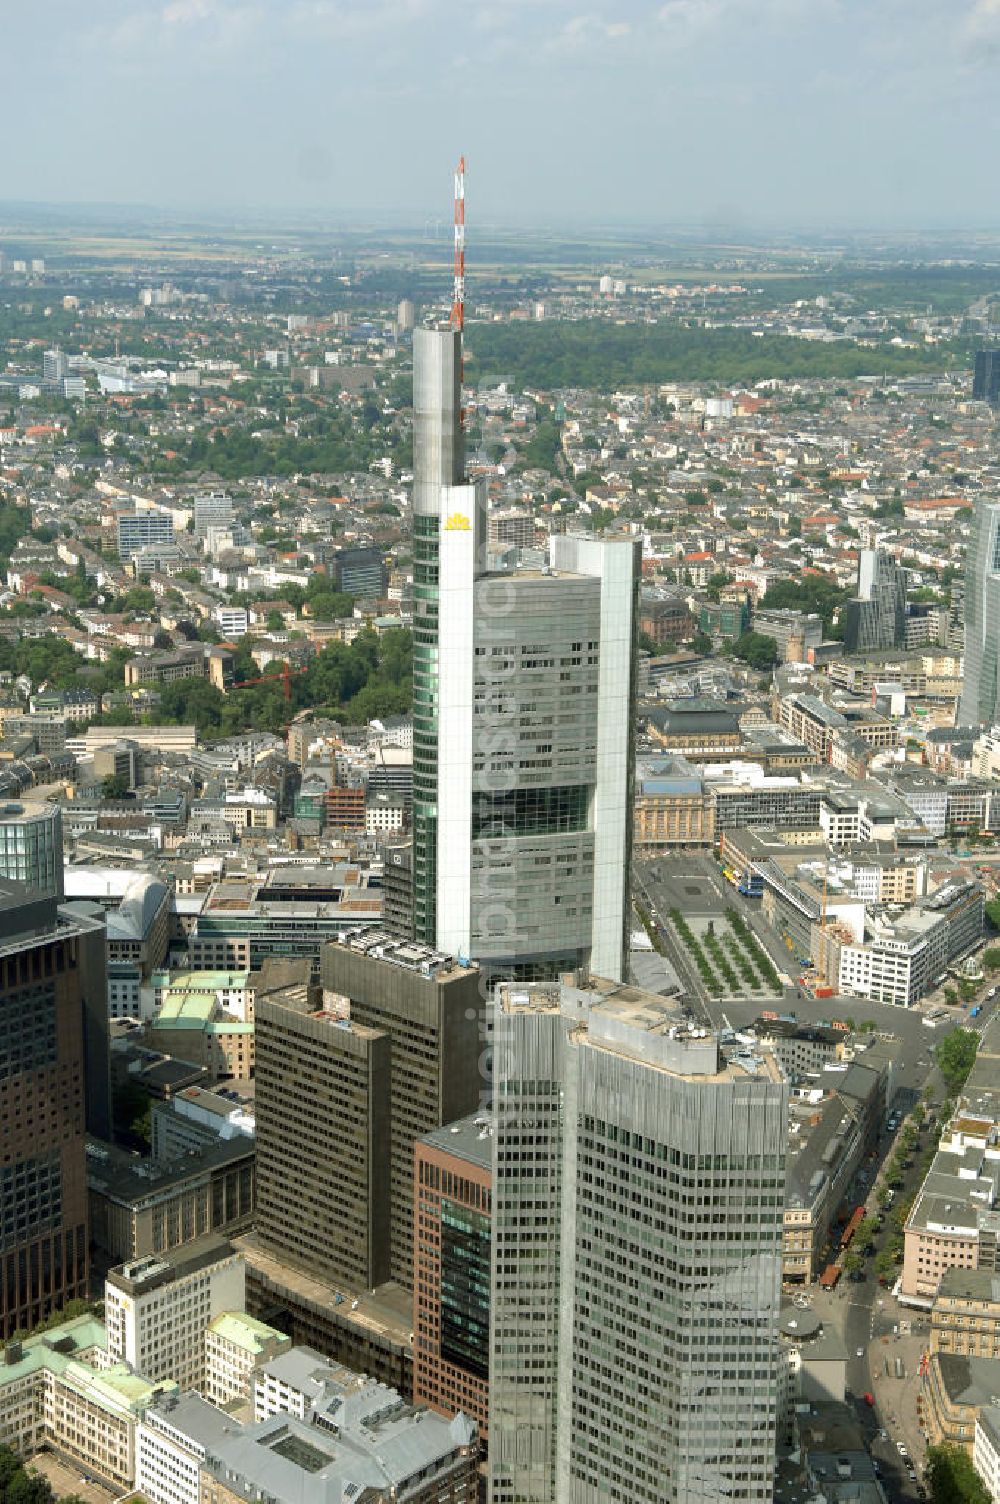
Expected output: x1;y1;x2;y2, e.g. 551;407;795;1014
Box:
3;224;1000;1504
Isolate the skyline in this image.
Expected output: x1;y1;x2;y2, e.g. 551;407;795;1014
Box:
5;0;1000;231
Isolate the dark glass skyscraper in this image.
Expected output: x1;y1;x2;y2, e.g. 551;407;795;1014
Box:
973;349;1000;406
0;883;94;1337
843;548;907;653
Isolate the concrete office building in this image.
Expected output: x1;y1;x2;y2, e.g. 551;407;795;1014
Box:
254;980;392;1290
42;348;69;385
88;1136;256;1264
193;490;233;538
843;549;907;654
962;500;1000;726
414;1115;492;1440
117;510;175;562
0;884;105;1337
488;977;788;1504
411;324;639;980
105;1237;244;1394
319;930;482;1288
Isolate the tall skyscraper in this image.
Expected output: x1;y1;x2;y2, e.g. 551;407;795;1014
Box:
843;547;907;653
973;349;1000;406
411;326;639;981
961;500;1000;726
0;882;97;1338
488;978;788;1504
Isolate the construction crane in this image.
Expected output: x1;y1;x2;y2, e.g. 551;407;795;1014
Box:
231;662;308;702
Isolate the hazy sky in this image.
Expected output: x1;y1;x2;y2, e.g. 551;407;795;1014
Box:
6;0;1000;229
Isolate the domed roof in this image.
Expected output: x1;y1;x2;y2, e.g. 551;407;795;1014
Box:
110;873;169;939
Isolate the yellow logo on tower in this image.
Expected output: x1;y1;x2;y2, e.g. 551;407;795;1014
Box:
444;512;470;532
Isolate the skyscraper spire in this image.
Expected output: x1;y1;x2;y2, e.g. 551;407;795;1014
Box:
450;155;466;333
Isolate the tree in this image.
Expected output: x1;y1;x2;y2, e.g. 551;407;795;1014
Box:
0;1444;56;1503
690;631;713;656
841;1248;863;1275
100;773;130;801
983;946;1000;972
936;1030;979;1093
730;631;779;670
874;1248;898;1281
925;1443;991;1504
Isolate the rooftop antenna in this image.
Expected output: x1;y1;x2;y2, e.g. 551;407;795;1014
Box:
449;156;465;333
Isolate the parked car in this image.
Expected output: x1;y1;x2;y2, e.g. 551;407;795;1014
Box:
897;1443;909;1457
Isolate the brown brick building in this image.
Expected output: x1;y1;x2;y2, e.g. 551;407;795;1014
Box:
414;1116;492;1441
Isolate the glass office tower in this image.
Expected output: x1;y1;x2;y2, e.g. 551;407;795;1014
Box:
410;327;639;980
961;500;1000;726
488;980;788;1504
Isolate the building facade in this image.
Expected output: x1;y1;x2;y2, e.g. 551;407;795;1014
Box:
843;549;907;654
414;1116;492;1440
0;801;64;897
961;500;1000;726
319;932;482;1288
105;1239;245;1393
0;886;93;1338
117;511;175;561
974;350;1000;406
932;1269;1000;1361
254;982;392;1290
488;978;788;1504
411;325;639;980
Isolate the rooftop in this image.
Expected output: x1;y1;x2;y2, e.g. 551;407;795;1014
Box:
420;1114;493;1173
207;1310;290;1356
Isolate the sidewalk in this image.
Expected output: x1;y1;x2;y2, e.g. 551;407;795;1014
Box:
864;1289;930;1473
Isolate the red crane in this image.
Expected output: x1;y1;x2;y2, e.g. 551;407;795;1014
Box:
231;662;308;702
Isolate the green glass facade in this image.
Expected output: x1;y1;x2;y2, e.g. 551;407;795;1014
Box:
412;514;440;944
439;1199;490;1381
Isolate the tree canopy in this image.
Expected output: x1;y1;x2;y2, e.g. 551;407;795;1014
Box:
936;1030;979;1094
467;319;961;390
729;631;779;670
759;573;849;636
925;1443;991;1504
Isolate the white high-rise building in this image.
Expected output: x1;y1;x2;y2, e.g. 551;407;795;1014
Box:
411;325;639;980
104;1240;245;1394
193;491;233;538
488;978;788;1504
961;499;1000;726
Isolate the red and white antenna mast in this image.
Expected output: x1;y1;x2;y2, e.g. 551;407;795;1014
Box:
449;155;465;332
